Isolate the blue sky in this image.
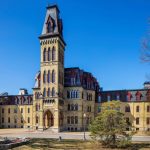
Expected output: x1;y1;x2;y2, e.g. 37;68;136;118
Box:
0;0;150;94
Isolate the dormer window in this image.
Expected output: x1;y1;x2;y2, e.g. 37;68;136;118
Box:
116;93;120;100
46;15;55;33
107;94;110;102
126;92;132;101
136;91;142;101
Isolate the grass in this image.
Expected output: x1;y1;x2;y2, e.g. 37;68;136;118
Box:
12;139;150;150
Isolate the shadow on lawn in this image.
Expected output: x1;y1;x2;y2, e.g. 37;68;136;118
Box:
21;139;150;150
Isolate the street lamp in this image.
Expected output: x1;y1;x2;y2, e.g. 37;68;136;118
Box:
83;113;86;141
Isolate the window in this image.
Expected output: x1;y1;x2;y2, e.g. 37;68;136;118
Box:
147;117;150;125
28;108;30;113
68;104;70;111
43;88;46;97
136;106;140;112
82;92;84;99
36;103;38;111
28;117;30;123
47;22;51;33
75;116;78;124
21;117;23;123
52;87;55;97
75;104;78;111
67;91;70;98
21;108;23;113
47;70;50;83
47;88;50;97
52;46;56;61
2;108;4;113
71;78;76;85
52;70;55;83
8;117;10;123
98;95;101;103
125;106;130;112
147;106;150;112
43;70;46;84
8;108;10;114
107;95;110;102
14;108;17;113
71;116;74;124
48;47;50;61
43;48;46;62
126;117;130;125
136;92;142;101
36;116;38;124
116;94;120;100
136;117;139;125
77;91;80;99
67;116;70;124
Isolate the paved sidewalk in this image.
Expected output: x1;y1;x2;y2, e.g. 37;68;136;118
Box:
0;129;150;142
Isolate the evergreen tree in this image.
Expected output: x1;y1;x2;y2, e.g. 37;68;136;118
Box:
89;101;133;148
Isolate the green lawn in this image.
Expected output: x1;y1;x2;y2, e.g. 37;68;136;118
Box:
12;139;150;150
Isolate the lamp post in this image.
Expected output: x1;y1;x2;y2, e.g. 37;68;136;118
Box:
83;113;86;141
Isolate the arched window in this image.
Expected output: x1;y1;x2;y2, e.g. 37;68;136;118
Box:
43;48;46;62
47;47;50;61
52;70;55;83
43;88;46;97
47;88;50;97
52;87;55;97
43;71;46;84
47;70;50;83
52;46;56;61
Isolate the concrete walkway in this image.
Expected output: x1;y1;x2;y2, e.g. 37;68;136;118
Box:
0;129;150;142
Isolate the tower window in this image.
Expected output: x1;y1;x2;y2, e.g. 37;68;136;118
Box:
43;88;46;97
52;46;56;61
43;48;46;62
47;70;50;83
52;70;55;83
48;47;51;61
43;70;46;84
28;108;30;113
47;88;50;97
52;87;55;97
